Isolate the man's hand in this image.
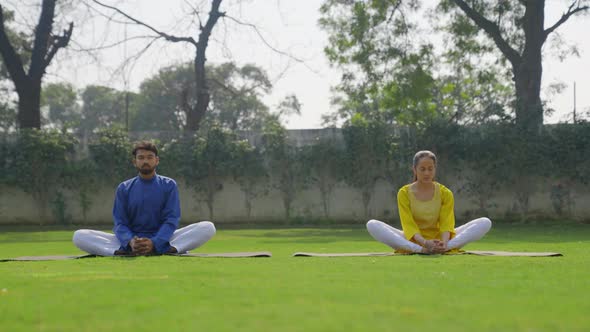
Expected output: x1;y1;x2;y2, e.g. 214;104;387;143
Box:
130;237;154;255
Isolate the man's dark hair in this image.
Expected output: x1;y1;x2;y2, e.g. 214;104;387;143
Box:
132;141;158;157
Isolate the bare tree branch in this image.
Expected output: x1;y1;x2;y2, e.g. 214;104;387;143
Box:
223;14;305;64
183;0;203;27
91;0;198;46
29;0;57;79
451;0;521;66
68;35;159;52
106;36;163;87
386;1;403;24
43;22;73;69
544;1;589;37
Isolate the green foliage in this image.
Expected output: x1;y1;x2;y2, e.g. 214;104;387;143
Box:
208;63;272;131
342;114;399;217
544;123;590;184
158;137;193;179
131;63;191;131
185;126;255;219
62;158;98;222
261;118;310;220
87;126;135;186
1;121;589;223
319;0;587;129
231;140;268;219
131;62;272;132
41;82;80;129
0;101;17;132
80;85;129;132
1;129;76;219
303;137;346;218
51;190;70;225
320;0;445;126
412;121;590;219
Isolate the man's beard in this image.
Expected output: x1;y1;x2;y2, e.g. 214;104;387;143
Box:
138;164;155;175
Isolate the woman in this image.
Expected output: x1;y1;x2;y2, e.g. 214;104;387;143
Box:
367;150;491;254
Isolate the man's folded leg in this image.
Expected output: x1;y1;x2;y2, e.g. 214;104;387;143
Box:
169;221;216;253
73;229;122;256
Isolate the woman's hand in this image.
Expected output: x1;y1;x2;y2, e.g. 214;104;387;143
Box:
431;240;447;253
422;239;447;254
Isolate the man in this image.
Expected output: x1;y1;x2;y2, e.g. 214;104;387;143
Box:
73;141;216;256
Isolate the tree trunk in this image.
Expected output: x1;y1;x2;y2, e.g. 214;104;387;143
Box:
513;62;543;132
452;0;589;131
186;50;210;131
17;80;42;129
0;0;73;129
184;0;223;132
513;1;545;132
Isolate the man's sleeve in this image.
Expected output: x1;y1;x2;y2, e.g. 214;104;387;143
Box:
151;182;181;254
113;184;134;251
439;185;456;236
398;187;420;240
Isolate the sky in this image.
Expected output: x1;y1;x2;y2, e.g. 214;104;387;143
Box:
26;0;590;128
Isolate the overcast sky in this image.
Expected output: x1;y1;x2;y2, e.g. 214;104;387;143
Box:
31;0;590;128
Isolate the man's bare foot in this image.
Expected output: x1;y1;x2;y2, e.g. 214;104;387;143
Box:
114;249;133;256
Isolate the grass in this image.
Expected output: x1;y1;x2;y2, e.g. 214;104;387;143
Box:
0;223;589;332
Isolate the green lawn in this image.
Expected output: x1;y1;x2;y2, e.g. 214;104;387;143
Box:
0;223;589;332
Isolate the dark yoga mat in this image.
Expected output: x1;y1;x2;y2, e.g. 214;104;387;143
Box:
1;251;272;261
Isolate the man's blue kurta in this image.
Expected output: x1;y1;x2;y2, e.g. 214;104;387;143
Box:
113;174;180;254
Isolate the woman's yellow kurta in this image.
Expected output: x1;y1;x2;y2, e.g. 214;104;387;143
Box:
397;182;456;243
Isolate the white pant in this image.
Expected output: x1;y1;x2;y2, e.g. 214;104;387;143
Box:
366;217;492;253
72;221;216;256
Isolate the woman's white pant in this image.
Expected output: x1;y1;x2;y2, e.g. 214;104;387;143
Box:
366;217;492;253
72;221;216;256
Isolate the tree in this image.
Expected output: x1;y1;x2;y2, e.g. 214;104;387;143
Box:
320;0;452;127
320;1;589;129
80;85;131;132
342;113;394;219
89;0;302;132
187;126;244;219
131;65;190;132
208;63;272;132
41;82;80;129
91;0;224;132
260;117;309;220
0;0;73;129
231;140;268;220
442;0;589;131
132;62;272;132
304;138;345;219
3;129;77;221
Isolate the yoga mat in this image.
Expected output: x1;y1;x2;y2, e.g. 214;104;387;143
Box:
0;255;95;261
292;251;562;257
1;251;272;261
173;251;272;258
465;250;562;257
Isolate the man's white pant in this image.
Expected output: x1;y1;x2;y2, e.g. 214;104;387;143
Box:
366;217;492;253
72;221;216;256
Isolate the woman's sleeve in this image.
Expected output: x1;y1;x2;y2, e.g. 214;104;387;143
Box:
439;185;456;235
397;187;420;240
